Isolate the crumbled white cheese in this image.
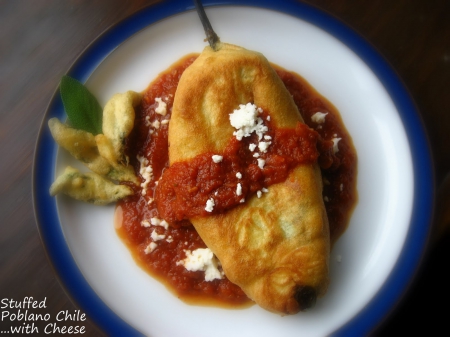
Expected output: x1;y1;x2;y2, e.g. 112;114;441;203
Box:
160;220;169;229
137;155;153;195
155;97;167;115
212;155;223;163
253;152;260;158
205;198;215;212
141;220;151;228
239;198;245;203
332;137;342;154
257;158;266;169
151;230;166;241
147;198;154;205
152;120;160;129
166;236;173;243
177;248;223;281
249;143;257;152
161;119;170;125
229;103;268;141
144;242;157;254
258;141;271;153
266;116;271;121
230;103;258;129
258;189;268;196
264;135;272;140
236;172;242;179
142;217;169;231
236;183;242;196
311;112;328;124
150;217;169;230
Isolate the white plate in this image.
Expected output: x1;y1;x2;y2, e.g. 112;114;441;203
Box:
33;1;434;336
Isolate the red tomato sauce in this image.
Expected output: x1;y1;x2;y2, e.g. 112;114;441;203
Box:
155;120;319;224
116;54;357;307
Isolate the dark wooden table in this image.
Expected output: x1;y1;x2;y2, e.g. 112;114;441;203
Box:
1;0;449;335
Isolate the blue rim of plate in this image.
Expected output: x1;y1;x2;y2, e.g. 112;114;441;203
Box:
33;0;434;336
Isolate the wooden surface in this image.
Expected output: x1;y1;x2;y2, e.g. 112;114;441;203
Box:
1;0;449;335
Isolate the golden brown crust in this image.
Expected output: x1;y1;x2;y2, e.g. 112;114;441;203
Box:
168;43;329;314
192;165;329;314
169;43;302;162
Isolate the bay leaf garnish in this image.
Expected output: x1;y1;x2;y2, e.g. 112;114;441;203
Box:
60;75;103;135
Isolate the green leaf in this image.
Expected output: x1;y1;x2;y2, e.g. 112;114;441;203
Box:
60;75;103;135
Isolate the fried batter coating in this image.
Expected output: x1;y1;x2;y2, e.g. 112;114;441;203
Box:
48;117;138;184
97;91;141;165
48;90;142;205
168;43;330;314
49;166;133;205
48;117;111;176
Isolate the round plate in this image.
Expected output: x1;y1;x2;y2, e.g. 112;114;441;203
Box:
33;1;434;336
